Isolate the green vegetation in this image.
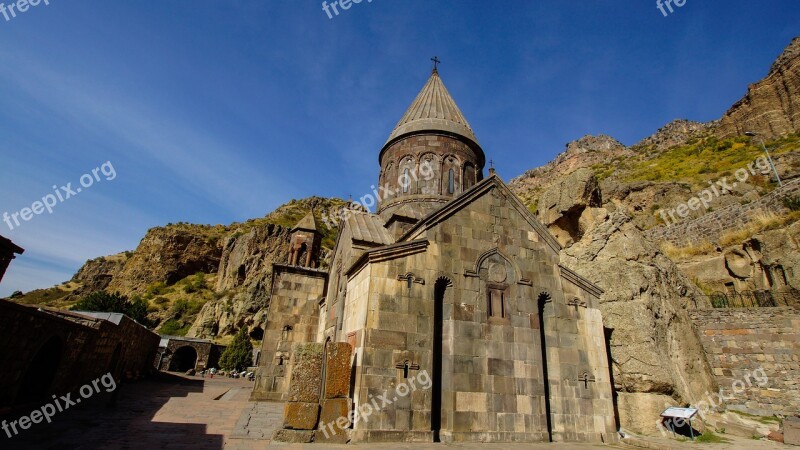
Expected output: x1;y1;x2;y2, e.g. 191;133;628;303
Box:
624;134;798;189
159;319;192;336
218;327;254;371
729;409;782;425
71;291;151;327
181;272;207;293
695;430;730;443
147;274;214;336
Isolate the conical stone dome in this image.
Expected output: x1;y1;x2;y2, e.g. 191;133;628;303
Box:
383;69;480;149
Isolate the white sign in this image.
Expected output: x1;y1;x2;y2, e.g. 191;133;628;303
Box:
660;407;698;420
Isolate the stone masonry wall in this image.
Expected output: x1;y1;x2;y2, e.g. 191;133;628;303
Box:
688;307;800;415
645;179;800;247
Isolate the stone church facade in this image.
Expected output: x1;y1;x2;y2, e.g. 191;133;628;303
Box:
253;67;617;443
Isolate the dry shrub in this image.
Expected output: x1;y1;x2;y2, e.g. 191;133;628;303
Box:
661;241;715;260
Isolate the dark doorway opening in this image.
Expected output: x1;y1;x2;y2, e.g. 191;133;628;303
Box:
537;292;553;442
169;346;198;372
249;326;264;341
604;327;621;432
16;336;63;405
431;278;449;442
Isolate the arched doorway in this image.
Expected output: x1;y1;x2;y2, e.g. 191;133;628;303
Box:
16;336;63;405
169;346;198;372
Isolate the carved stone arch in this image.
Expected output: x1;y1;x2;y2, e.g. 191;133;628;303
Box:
465;247;529;285
383;161;397;200
398;272;425;287
442;154;461;195
434;275;454;288
418;152;440;195
398;155;417;195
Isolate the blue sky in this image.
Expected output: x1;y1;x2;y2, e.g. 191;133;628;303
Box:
1;0;798;296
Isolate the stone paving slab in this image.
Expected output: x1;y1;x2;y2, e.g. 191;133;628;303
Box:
2;372;779;450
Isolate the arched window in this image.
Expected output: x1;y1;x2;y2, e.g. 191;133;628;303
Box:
403;168;410;193
463;163;476;189
448;169;455;194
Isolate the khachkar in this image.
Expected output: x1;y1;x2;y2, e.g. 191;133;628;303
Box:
253;62;618;444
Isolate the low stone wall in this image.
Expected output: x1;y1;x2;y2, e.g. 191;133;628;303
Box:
645;179;800;247
0;300;160;413
688;307;800;415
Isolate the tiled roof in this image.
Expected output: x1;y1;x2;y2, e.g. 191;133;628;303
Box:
345;211;394;245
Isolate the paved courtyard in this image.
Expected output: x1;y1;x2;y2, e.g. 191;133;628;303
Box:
0;373;783;449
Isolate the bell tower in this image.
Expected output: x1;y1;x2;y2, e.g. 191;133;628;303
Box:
287;211;321;268
377;62;486;223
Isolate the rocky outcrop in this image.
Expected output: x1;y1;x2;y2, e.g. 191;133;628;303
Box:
107;225;225;295
188;222;294;339
510;135;632;205
537;168;602;246
188;287;269;339
546;184;717;433
634;119;710;152
563;212;717;433
216;224;291;292
677;220;800;293
70;252;129;296
716;37;800;139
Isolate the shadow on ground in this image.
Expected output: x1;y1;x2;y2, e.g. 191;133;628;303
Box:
1;372;224;450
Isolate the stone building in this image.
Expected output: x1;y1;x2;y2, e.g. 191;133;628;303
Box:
0;300;160;414
155;335;226;372
253;67;618;443
0;234;24;284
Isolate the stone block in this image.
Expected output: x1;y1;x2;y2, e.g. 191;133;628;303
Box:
786;417;800;446
324;342;353;399
283;402;319;430
272;429;314;443
316;398;352;443
314;427;350;444
287;343;323;403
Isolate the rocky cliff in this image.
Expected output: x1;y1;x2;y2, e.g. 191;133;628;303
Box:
107;225;226;295
8;197;346;341
506;37;800;434
536;170;717;433
716;37;800;139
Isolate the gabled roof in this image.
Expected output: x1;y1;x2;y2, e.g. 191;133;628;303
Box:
345;210;394;246
292;211;319;233
398;174;563;254
383;69;480;150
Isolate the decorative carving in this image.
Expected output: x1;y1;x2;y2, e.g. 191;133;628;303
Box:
395;360;420;378
488;262;507;283
567;298;588;309
578;372;596;389
397;272;425;286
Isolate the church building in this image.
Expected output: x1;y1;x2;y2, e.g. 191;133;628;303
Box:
253;65;618;444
